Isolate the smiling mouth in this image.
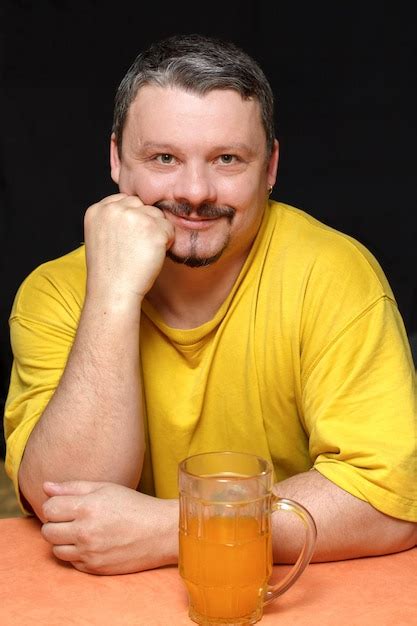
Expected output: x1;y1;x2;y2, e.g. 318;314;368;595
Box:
174;214;218;221
164;211;222;229
156;201;236;224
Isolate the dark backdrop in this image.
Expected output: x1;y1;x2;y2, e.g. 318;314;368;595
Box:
1;2;416;456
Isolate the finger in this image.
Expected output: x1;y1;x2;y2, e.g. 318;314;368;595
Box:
165;224;175;250
99;193;129;205
71;561;98;574
150;209;175;245
51;544;81;562
42;521;77;545
164;220;176;248
43;480;105;497
102;194;146;210
42;494;85;522
119;194;145;208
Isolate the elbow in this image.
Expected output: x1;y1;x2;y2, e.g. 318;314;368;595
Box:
18;464;47;522
391;520;417;553
364;514;417;558
19;486;47;523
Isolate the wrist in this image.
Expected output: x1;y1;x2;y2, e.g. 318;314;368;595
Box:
84;286;144;318
162;499;179;565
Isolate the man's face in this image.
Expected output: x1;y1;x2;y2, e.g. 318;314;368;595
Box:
111;85;278;268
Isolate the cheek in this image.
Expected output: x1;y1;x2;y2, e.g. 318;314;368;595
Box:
231;191;266;233
224;169;265;201
234;207;264;235
117;166;160;200
116;166;135;194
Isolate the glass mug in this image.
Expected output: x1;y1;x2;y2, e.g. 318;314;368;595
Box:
178;451;317;626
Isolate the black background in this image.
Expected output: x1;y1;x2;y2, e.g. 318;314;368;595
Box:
1;1;416;456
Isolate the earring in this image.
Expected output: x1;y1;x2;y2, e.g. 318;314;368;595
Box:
268;186;273;197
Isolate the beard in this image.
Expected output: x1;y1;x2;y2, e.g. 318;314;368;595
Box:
166;230;231;267
155;200;236;268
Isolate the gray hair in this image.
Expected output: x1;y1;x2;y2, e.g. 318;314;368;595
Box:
112;33;275;158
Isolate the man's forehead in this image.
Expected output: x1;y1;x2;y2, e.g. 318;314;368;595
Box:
121;85;267;156
127;84;261;118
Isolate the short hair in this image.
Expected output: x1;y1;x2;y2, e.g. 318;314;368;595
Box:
112;33;275;157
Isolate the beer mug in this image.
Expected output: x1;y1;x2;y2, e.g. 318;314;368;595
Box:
179;451;317;625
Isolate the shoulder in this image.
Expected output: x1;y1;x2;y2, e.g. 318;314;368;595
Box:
267;202;394;302
10;245;86;322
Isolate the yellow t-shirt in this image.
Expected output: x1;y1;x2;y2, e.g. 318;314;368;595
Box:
4;202;417;520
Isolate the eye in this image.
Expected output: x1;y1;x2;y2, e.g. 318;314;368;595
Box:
218;154;236;164
155;153;174;164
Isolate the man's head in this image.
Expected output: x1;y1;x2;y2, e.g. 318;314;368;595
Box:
112;33;275;161
110;34;279;269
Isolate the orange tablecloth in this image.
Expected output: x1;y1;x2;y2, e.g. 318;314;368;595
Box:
0;517;416;625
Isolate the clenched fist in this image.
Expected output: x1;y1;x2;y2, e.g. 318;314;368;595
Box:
84;193;175;304
41;481;179;575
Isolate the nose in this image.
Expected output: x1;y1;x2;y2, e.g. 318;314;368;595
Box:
173;162;217;207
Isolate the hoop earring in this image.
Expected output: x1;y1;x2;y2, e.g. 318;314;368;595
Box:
268;186;273;197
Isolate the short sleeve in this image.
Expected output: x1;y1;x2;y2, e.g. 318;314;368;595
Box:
303;296;417;521
4;250;85;511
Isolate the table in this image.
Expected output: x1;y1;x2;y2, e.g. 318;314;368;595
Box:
0;517;416;625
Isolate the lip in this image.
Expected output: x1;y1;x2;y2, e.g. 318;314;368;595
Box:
164;211;221;230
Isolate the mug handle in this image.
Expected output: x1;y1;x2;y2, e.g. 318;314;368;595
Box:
264;496;317;605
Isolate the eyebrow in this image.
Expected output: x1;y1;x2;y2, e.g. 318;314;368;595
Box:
140;142;178;152
140;141;256;156
212;143;256;155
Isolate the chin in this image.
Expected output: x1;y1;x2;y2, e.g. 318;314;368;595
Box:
166;248;225;268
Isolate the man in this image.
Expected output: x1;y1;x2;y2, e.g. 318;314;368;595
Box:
4;34;416;575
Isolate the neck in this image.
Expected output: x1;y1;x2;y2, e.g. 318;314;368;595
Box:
146;248;249;329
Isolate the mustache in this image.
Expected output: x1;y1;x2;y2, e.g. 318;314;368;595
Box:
155;200;236;221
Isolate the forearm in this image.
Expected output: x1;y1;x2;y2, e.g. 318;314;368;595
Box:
19;294;144;517
272;469;417;563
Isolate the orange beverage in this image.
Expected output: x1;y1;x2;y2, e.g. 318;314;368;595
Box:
179;514;272;622
179;452;317;625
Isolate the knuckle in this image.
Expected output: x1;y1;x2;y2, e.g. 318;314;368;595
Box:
41;500;49;519
124;208;142;225
84;207;98;229
78;551;104;574
42;499;54;520
52;545;64;558
40;522;50;540
85;203;98;218
83;565;103;575
75;525;92;545
88;556;105;573
155;232;169;247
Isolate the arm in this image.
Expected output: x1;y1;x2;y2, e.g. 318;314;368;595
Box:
295;265;417;560
19;194;174;520
272;470;417;563
41;481;179;575
39;468;417;576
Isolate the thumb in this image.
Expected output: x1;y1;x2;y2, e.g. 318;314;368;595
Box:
43;480;106;496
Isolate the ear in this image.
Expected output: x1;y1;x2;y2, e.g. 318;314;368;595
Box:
110;133;121;184
267;139;279;188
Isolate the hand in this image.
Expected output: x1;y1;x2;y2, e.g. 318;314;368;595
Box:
84;193;175;303
41;481;179;575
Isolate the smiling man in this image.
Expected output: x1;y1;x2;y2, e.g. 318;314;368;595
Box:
112;84;273;274
4;34;416;575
